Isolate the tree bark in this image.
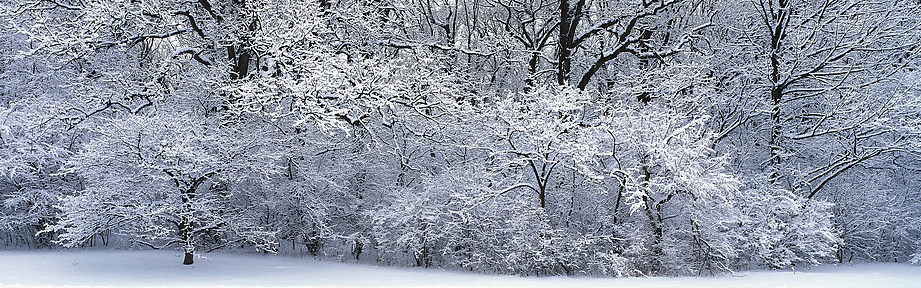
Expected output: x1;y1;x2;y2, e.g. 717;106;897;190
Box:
767;0;789;184
557;0;572;85
183;251;194;265
639;164;662;274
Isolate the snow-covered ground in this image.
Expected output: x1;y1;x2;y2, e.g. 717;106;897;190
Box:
0;250;918;288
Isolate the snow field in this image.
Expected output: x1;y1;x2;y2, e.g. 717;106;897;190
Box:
0;250;918;288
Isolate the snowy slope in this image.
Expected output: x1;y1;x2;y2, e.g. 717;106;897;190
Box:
0;250;918;288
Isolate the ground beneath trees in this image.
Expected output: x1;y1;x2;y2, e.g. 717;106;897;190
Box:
0;250;917;288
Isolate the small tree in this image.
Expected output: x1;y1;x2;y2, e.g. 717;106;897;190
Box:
50;109;281;264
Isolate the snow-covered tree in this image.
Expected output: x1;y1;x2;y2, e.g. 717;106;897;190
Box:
0;101;71;248
50;106;282;264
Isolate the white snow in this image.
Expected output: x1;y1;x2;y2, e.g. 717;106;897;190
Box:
0;250;918;288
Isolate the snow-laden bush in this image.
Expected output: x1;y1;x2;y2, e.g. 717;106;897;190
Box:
0;102;72;248
370;161;635;276
371;165;631;276
737;182;838;268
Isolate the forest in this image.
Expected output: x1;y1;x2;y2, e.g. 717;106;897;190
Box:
0;0;919;277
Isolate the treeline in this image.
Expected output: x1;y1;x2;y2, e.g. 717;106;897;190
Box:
1;0;920;275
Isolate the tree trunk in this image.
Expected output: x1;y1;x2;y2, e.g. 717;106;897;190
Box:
768;89;782;183
557;0;572;85
183;251;194;265
524;51;540;92
177;184;200;265
767;0;789;185
640;164;663;274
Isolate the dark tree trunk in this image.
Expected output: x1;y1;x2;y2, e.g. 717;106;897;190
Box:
352;238;362;261
768;88;782;183
179;188;195;265
169;174;212;266
557;0;572;85
639;164;662;274
767;0;789;184
183;251;194;265
524;51;540;92
226;2;259;81
527;159;553;209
